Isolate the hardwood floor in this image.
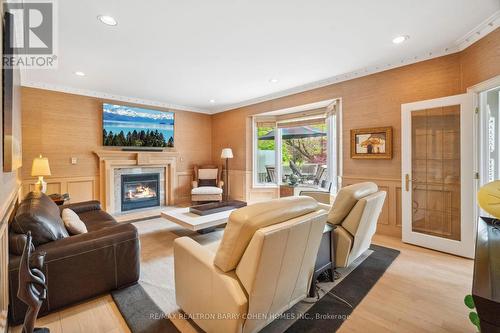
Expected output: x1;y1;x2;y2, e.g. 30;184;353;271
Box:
340;235;474;333
9;295;130;333
9;234;474;333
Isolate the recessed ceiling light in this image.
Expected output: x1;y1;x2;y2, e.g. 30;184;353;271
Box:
209;99;215;103
98;15;117;26
269;78;279;83
74;71;85;76
392;35;409;44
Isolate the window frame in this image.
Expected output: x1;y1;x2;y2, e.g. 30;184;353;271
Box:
252;99;343;193
252;119;279;188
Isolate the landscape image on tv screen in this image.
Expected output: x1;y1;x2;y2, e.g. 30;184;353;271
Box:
102;103;174;147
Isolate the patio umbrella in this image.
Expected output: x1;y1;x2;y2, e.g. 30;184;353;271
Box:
258;126;326;140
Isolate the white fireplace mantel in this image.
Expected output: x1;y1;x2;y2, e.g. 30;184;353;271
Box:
94;150;179;212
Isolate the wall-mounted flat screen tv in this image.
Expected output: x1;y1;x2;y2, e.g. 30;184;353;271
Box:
102;103;174;148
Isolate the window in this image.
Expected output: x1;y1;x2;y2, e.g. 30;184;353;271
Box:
255;122;277;185
280;122;328;188
480;86;500;184
253;100;341;192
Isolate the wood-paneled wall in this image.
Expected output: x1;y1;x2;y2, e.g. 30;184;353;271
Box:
212;28;500;237
0;220;8;332
21;88;213;203
0;0;23;326
0;191;18;332
343;176;402;238
21;176;98;203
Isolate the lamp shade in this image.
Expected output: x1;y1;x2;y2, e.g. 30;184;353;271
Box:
478;180;500;219
221;148;234;159
31;155;51;177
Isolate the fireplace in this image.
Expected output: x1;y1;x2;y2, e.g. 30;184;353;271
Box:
121;173;160;211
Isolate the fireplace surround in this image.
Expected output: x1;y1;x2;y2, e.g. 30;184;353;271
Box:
94;150;178;213
121;173;160;211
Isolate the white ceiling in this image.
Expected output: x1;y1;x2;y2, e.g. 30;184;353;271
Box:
23;0;500;114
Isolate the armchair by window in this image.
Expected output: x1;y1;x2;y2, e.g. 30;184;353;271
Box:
191;165;224;203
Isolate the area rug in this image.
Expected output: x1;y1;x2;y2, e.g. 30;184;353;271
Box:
111;218;400;333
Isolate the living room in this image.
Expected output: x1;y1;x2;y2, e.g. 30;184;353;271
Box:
1;1;500;333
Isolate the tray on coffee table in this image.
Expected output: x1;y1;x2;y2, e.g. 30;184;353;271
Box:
189;200;247;216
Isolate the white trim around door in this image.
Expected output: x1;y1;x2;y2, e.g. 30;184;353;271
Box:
401;93;476;258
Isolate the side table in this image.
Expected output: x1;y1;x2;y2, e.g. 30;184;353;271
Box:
48;193;70;206
309;223;335;297
279;184;295;197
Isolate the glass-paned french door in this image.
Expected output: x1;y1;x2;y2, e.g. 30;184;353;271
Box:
401;93;476;258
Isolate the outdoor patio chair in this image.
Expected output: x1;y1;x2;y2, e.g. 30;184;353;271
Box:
265;165;276;183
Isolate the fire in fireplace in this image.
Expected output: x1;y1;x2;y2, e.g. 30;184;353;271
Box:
121;173;160;211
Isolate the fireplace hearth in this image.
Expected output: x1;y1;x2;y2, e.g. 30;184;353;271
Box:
121;173;160;211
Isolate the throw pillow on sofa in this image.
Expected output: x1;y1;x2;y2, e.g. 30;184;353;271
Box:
11;192;69;246
62;208;88;235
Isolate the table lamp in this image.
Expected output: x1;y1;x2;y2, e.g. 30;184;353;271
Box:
477;180;500;219
221;148;233;201
31;155;51;193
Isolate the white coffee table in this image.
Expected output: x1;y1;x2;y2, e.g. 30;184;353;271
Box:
161;207;235;233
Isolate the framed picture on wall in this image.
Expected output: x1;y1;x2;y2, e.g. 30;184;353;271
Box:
350;126;393;159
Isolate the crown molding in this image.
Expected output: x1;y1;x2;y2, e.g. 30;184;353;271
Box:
21;10;500;116
456;10;500;51
212;44;461;113
212;11;500;114
21;81;211;114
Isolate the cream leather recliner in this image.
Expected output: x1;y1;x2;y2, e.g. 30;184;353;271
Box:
316;182;386;268
173;196;328;333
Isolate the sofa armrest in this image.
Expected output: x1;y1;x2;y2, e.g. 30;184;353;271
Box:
174;237;247;333
192;180;199;188
8;223;140;324
218;180;224;188
37;223;138;261
8;232;31;256
59;200;102;214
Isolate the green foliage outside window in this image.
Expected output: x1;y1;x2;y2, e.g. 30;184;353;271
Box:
257;124;327;165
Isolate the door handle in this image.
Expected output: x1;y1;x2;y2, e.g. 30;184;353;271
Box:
405;174;410;191
405;174;417;191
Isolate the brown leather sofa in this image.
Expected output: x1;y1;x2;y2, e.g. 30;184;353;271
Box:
8;192;140;325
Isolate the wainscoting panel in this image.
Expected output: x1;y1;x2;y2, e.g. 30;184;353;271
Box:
377;185;390;225
343;176;402;238
0;187;20;332
67;180;95;203
227;170;247;201
22;176;98;203
22;172;196;206
0;220;8;332
396;187;402;227
176;171;193;204
224;170;279;203
248;187;279;202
